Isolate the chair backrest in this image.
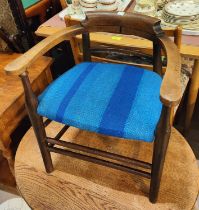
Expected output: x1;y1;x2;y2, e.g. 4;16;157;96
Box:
64;12;182;74
81;12;164;40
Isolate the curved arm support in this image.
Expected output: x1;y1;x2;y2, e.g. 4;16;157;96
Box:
159;36;182;107
5;26;84;76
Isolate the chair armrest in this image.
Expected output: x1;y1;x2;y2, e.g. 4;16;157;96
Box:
159;36;182;107
5;26;84;76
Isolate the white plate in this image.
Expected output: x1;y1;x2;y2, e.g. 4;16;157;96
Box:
165;0;199;17
58;0;131;20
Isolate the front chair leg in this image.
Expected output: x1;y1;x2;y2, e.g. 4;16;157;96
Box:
149;106;171;203
20;72;53;173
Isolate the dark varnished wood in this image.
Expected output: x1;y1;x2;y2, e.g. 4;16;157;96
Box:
153;40;163;76
82;32;91;62
20;72;53;173
48;146;151;179
81;12;164;41
149;105;172;203
47;138;152;170
54;125;70;140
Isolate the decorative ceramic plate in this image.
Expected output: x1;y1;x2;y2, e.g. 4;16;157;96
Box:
134;3;156;17
58;0;131;20
162;0;199;24
156;0;168;10
165;0;199;16
133;0;199;35
157;10;199;35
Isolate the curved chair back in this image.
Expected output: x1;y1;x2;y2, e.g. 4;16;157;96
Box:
65;13;182;76
80;12;163;66
81;12;164;41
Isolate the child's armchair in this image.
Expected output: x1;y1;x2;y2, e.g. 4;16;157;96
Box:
5;12;181;203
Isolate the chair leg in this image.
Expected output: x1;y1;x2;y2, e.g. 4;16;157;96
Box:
149;106;171;203
28;112;54;173
20;72;53;173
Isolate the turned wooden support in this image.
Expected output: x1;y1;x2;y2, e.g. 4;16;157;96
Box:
149;105;172;203
19;71;53;173
82;32;91;62
153;40;163;76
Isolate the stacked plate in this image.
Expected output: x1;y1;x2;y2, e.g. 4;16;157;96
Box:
59;0;132;20
162;0;199;25
73;0;119;11
156;0;169;10
80;0;97;11
97;0;118;11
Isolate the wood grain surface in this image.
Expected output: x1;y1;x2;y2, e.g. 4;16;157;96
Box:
15;121;199;210
0;53;52;175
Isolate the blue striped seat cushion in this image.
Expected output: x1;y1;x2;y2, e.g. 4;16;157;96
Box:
38;62;162;142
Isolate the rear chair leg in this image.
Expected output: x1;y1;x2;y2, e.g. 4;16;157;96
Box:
20;72;53;173
149;106;171;203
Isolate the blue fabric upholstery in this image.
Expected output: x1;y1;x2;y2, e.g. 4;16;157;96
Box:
38;62;162;142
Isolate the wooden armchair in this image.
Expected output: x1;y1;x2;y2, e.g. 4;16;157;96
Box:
5;12;181;203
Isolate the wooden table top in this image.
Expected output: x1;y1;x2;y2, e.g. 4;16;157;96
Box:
15;121;199;209
0;53;52;115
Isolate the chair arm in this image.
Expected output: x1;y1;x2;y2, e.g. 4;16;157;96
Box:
159;36;182;107
5;26;84;76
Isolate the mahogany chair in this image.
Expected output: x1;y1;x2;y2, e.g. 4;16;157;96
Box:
5;12;182;203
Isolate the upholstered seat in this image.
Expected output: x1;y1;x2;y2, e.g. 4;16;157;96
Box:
38;62;162;142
